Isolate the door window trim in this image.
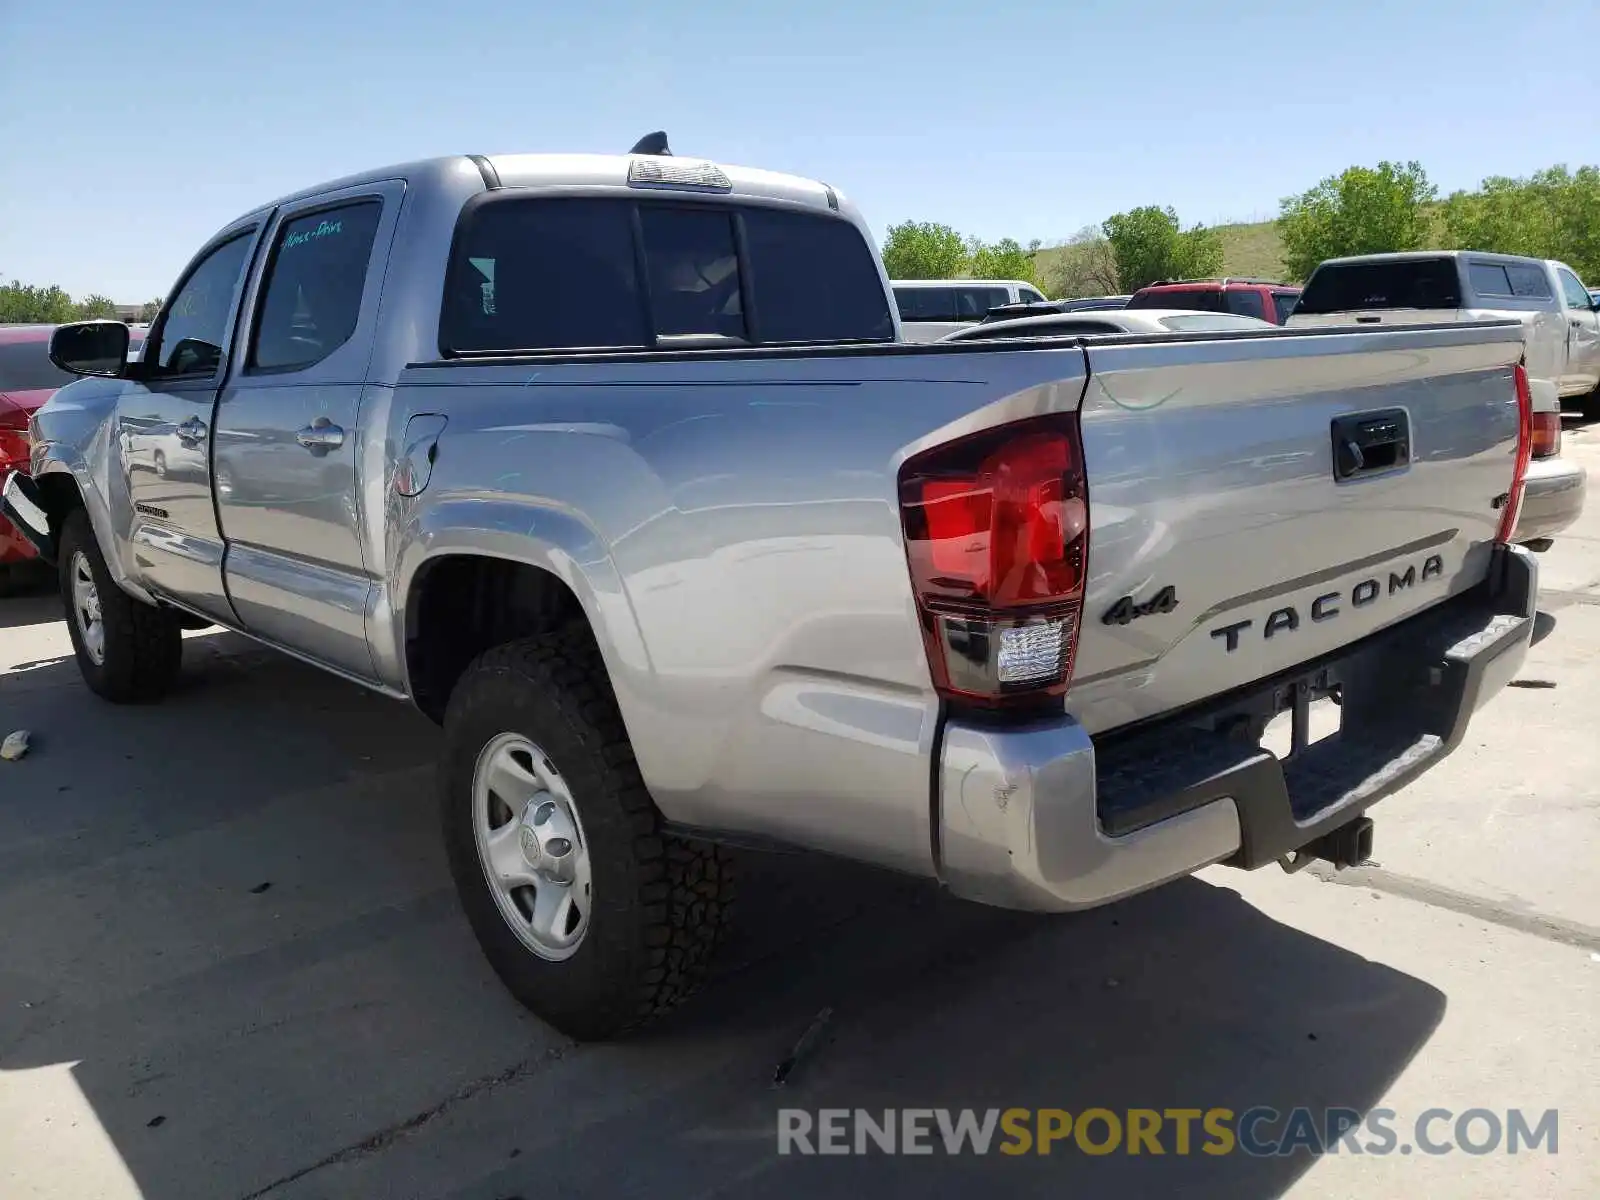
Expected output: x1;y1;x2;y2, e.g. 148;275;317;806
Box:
142;224;262;384
245;195;387;376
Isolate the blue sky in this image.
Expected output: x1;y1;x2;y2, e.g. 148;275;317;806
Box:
2;0;1595;300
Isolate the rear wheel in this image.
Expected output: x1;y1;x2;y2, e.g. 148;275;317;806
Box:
57;509;182;703
440;625;733;1040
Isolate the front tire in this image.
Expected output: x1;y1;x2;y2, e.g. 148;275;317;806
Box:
58;509;182;703
440;626;733;1041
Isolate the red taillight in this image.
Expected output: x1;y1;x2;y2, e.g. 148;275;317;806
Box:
1531;410;1561;459
0;402;30;477
1496;364;1534;544
899;412;1089;709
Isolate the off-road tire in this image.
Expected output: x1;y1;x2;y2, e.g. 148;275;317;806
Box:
57;509;182;703
440;624;734;1040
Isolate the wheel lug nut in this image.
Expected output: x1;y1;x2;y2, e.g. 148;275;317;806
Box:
533;800;557;825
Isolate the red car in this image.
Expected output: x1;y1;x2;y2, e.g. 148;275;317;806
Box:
0;324;143;590
1126;277;1302;324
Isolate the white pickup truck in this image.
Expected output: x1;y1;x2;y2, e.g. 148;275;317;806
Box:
1290;251;1593;547
6;140;1539;1040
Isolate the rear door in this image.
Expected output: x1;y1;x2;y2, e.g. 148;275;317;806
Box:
212;182;400;679
119;224;264;619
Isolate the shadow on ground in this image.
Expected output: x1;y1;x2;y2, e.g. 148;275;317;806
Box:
1;630;1446;1199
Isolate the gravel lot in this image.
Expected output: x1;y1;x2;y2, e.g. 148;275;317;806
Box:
2;422;1596;1199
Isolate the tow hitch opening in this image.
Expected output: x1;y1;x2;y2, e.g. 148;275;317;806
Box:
1279;815;1375;874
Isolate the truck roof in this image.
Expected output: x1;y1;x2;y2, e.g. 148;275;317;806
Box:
235;152;844;229
1313;249;1547;268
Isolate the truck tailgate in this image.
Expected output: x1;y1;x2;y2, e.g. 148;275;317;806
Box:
1068;321;1526;735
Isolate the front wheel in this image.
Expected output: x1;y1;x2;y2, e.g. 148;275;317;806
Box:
58;509;183;703
440;626;733;1040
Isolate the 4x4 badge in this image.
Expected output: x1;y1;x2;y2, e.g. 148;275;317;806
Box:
1103;585;1178;626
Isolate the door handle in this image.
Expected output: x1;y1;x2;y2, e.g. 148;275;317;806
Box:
176;416;208;443
296;419;345;452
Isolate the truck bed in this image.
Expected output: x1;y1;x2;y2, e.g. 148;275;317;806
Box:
388;320;1528;876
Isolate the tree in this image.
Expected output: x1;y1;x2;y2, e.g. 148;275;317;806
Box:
1101;206;1224;291
968;237;1041;285
880;221;969;279
1044;225;1122;298
0;279;77;324
1440;165;1600;281
138;298;164;322
75;294;117;319
1277;161;1436;282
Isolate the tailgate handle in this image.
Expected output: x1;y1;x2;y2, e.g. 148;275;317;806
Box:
1332;408;1410;481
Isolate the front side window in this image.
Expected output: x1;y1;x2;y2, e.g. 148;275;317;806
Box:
1557;268;1592;310
251;201;383;371
1017;287;1047;304
1272;292;1299;322
151;232;255;376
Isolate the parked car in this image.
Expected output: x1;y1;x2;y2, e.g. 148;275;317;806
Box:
982;295;1132;322
941;308;1275;342
9;142;1537;1042
894;278;1049;341
1126;278;1302;324
1287;251;1592;547
1;324;143;591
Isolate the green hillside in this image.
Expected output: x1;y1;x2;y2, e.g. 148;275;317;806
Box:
1033;218;1288;296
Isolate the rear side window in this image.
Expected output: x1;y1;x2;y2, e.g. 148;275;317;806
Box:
955;286;1011;319
251;200;383;371
1225;290;1266;319
742;208;893;343
1295;259;1462;314
442;198;892;354
895;287;959;322
1128;288;1225;313
1507;264;1553;298
1272;292;1299;322
0;341;76;393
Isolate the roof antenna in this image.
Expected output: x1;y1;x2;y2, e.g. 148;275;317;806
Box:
629;131;671;156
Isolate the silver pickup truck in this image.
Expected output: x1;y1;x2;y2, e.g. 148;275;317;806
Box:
5;140;1539;1040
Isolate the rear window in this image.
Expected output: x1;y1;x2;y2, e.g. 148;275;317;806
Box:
442;198;892;355
1295;258;1462;314
1127;288;1226;313
0;340;76;394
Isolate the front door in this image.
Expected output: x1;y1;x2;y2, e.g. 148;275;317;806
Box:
211;183;401;680
1556;265;1600;395
120;226;262;618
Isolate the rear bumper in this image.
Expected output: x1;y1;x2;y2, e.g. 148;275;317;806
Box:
1514;454;1586;545
935;544;1538;913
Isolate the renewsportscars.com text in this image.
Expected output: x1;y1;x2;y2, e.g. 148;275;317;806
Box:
777;1107;1559;1157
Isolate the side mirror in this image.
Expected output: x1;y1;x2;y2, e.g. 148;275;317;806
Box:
49;321;131;378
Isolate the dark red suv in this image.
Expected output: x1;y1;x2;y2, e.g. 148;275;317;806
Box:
1126;278;1301;324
